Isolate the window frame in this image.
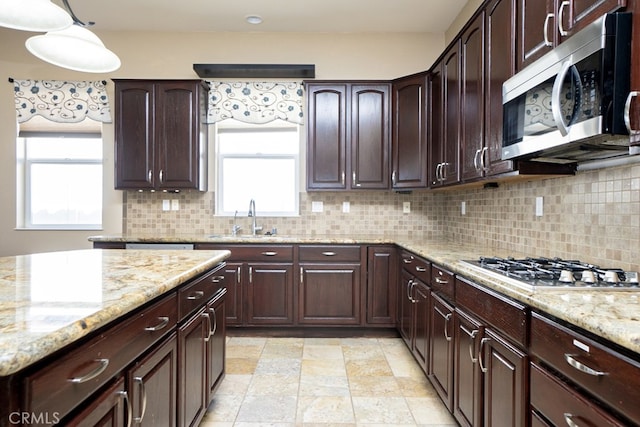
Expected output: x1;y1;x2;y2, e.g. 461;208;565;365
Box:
18;132;104;230
215;122;301;217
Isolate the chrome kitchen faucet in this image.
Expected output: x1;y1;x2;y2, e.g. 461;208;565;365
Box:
248;199;262;236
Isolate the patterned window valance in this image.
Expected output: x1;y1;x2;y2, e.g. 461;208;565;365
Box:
206;81;304;125
11;79;112;124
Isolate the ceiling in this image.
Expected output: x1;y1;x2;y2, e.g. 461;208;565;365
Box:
53;0;469;34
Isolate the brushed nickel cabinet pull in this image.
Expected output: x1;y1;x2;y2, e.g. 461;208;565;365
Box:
237;266;241;284
187;290;204;300
148;169;153;183
144;316;169;332
558;0;570;37
134;376;147;423
392;170;397;185
209;307;217;335
435;277;448;285
543;13;554;47
118;390;132;427
68;358;110;383
261;251;277;256
479;337;491;373
461;324;479;363
159;169;164;184
563;413;580;427
403;256;414;264
321;251;336;256
415;266;427;272
564;354;608;376
211;275;225;283
624;91;639;134
300;267;304;285
249;266;253;284
203;312;212;342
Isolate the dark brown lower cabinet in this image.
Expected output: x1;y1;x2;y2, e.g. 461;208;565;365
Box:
453;309;484;427
412;280;430;371
65;378;128;427
207;294;226;400
246;263;294;325
398;269;415;347
178;308;208;427
128;333;178;426
481;328;528;427
366;245;397;326
428;292;455;411
219;262;242;325
299;263;361;325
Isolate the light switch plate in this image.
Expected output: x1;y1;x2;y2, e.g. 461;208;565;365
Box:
342;201;350;213
312;201;323;213
403;202;411;213
171;199;180;211
535;196;543;217
162;200;170;211
461;201;466;215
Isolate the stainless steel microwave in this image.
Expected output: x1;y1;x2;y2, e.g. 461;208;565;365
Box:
502;13;632;163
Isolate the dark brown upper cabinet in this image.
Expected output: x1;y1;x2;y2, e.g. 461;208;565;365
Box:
391;73;429;189
517;0;626;70
625;0;640;147
114;80;208;191
306;81;390;191
429;42;462;188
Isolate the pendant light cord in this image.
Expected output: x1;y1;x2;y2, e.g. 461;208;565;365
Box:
61;0;95;27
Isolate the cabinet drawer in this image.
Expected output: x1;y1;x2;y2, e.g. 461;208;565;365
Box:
23;292;178;422
530;312;640;425
455;276;527;347
431;264;454;300
224;245;293;262
298;245;360;262
179;265;226;321
400;251;430;283
530;363;626;427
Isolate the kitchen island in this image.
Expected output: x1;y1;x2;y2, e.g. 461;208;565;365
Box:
0;248;230;426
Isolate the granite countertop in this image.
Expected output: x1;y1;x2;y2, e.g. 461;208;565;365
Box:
0;248;230;377
90;234;640;357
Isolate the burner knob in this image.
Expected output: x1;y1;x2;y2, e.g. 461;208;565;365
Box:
559;270;575;283
603;271;620;283
581;270;596;283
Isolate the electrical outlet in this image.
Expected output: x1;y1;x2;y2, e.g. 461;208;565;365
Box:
312;201;323;213
461;201;466;215
403;202;411;213
162;200;170;211
535;196;543;217
342;201;350;213
171;199;180;211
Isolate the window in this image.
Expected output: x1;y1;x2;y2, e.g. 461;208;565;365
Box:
216;120;300;217
17;133;103;229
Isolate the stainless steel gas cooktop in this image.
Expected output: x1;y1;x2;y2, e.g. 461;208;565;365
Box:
460;257;639;291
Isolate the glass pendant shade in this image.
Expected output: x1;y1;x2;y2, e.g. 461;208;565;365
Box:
0;0;73;32
25;25;121;73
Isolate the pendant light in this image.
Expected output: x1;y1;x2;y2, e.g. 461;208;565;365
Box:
0;0;72;32
24;0;121;73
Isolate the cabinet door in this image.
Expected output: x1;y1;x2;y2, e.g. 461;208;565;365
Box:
128;333;177;427
207;295;226;401
392;74;429;189
564;0;626;36
155;81;204;190
366;245;397;326
412;280;430;373
454;310;484;427
398;269;415;347
484;0;516;175
629;0;640;146
299;264;361;325
442;43;461;186
428;65;443;187
428;293;454;411
221;262;242;325
65;377;128;427
517;0;557;69
306;84;348;190
351;84;390;189
178;309;208;427
246;263;294;325
114;81;155;190
460;13;486;183
481;329;528;427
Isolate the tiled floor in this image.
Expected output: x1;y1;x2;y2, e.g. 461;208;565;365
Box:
199;336;457;426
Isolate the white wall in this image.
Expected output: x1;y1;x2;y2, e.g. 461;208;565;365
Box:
0;28;444;256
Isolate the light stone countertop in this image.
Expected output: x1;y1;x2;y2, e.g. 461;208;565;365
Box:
0;248;230;377
90;234;640;357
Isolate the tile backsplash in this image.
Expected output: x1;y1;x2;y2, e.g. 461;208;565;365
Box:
124;161;639;271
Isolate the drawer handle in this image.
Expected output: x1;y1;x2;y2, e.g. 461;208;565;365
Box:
203;312;212;342
261;251;278;256
321;251;337;256
118;390;133;427
563;413;580;427
415;266;427;272
479;337;491;373
461;324;479;363
144;316;170;332
435;277;448;285
211;275;225;283
209;307;217;335
134;377;147;423
187;290;205;300
564;354;608;377
68;358;110;383
403;257;414;264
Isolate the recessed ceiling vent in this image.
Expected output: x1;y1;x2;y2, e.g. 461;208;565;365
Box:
193;63;315;79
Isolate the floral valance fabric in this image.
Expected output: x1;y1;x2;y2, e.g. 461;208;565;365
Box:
206;81;304;124
12;79;112;123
